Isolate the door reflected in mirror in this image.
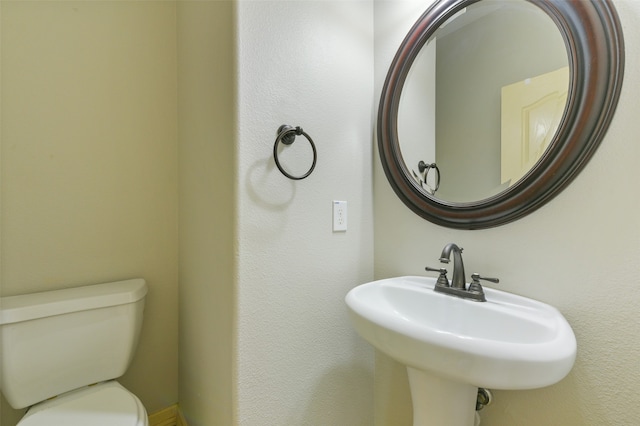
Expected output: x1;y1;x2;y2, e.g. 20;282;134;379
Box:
398;0;568;203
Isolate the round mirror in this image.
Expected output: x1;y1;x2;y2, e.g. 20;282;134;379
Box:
379;0;624;229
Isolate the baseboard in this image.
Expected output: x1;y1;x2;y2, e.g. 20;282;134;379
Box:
148;404;189;426
177;408;189;426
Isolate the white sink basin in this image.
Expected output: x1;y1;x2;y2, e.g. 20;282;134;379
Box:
346;276;576;390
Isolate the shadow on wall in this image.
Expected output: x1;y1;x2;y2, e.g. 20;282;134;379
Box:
245;157;296;212
295;362;374;425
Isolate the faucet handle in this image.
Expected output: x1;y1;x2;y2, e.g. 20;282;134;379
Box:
470;273;499;284
469;273;499;294
425;266;450;287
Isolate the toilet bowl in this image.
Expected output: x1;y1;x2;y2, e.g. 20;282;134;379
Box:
0;279;149;426
18;381;148;426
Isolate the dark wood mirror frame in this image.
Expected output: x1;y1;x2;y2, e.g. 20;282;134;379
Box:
378;0;625;229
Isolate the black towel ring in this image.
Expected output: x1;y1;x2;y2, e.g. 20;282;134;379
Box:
273;124;317;180
417;160;440;195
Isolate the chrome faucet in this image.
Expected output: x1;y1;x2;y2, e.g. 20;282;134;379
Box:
425;243;499;302
439;243;466;289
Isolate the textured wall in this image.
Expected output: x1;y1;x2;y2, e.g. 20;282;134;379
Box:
235;1;375;424
374;0;640;425
1;2;179;424
177;1;236;425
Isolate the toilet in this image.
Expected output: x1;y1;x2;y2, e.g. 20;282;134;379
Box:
0;278;149;426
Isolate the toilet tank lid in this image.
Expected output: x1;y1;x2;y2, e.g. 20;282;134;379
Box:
0;279;147;325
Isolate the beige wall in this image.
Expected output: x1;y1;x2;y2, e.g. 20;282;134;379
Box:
374;0;640;425
235;1;375;424
2;1;376;425
177;1;236;425
177;1;377;424
0;1;179;424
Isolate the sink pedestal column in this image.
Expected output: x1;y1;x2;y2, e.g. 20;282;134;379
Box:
407;367;477;426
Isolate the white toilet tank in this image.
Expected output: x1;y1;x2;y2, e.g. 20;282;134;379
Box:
0;279;148;409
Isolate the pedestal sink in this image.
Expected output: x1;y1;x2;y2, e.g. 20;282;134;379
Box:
345;276;576;426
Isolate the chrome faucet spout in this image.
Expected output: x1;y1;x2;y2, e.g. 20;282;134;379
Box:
439;243;466;289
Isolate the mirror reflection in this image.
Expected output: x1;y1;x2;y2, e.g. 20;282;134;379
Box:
398;0;568;203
